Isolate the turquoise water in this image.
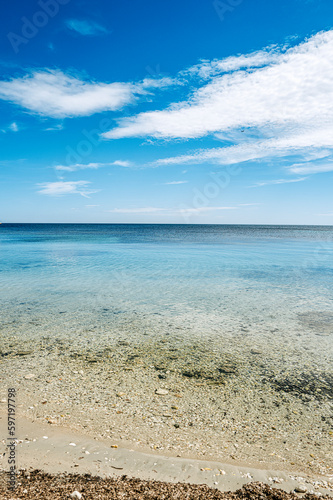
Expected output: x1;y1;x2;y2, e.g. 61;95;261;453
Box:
1;224;332;473
1;224;332;372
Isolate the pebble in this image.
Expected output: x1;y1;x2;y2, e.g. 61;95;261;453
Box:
70;492;82;499
42;436;48;439
24;374;36;380
295;485;307;493
155;388;169;395
69;443;76;446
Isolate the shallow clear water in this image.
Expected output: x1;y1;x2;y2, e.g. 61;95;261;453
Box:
1;224;333;474
1;224;332;377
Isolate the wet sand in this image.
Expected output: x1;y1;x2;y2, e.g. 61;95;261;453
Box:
0;414;332;497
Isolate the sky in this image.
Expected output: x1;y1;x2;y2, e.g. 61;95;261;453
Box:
0;0;333;224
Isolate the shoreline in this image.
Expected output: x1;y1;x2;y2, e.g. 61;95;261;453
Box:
0;413;332;496
0;333;332;482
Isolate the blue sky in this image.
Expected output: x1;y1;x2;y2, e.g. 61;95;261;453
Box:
0;0;333;223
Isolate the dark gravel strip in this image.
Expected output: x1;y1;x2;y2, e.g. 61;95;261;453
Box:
0;471;330;500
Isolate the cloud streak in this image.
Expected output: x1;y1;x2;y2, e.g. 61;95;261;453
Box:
65;19;109;36
54;161;132;172
249;177;308;188
0;70;176;118
37;181;96;197
154;127;333;168
107;206;238;214
164;180;188;185
288;160;333;174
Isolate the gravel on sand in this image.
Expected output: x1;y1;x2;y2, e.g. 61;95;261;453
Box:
0;471;330;500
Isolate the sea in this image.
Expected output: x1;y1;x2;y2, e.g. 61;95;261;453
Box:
1;223;332;388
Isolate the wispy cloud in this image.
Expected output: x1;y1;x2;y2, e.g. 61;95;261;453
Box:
112;160;132;167
288;160;333;174
45;123;63;132
182;47;281;79
37;181;96;197
0;70;175;118
9;122;19;132
249;177;308;188
107;206;238;214
101;30;333;177
65;19;109;36
54;161;131;172
103;31;333;141
1;121;19;133
164;180;188;185
178;206;238;214
154;127;333;168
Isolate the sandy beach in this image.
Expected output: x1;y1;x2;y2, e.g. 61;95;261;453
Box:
0;336;332;498
0;412;332;498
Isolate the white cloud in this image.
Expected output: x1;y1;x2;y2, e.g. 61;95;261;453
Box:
178;206;238;214
0;70;175;118
1;121;20;133
108;207;167;214
164;180;188;185
37;181;96;197
102;29;333;172
65;19;109;36
9;122;19;132
141;77;179;89
249;177;307;188
54;161;131;172
107;206;237;214
45;124;63;131
288;160;333;174
154;127;333;167
112;160;132;167
182;47;281;79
